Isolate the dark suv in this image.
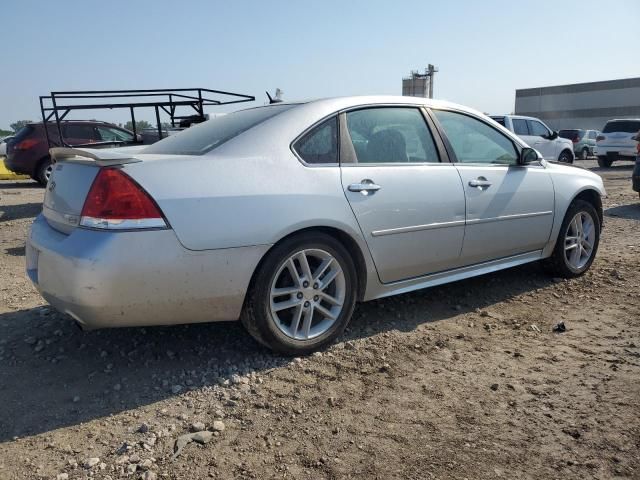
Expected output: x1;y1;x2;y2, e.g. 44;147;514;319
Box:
5;121;138;185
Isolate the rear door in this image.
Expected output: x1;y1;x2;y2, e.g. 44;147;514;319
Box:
338;106;466;283
431;109;554;265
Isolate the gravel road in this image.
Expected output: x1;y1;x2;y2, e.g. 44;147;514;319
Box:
0;160;638;479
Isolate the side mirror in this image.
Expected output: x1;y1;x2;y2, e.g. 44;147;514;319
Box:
548;130;558;140
135;134;143;143
518;147;540;165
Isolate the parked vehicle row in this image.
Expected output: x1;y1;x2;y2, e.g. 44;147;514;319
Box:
489;115;575;163
5;121;138;184
26;96;605;354
559;129;599;160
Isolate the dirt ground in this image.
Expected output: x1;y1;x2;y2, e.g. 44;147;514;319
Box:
0;160;638;480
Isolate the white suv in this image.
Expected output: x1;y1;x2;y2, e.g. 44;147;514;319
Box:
595;119;640;168
490;115;575;163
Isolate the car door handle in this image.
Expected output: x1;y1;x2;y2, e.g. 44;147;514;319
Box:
348;179;381;195
468;178;492;189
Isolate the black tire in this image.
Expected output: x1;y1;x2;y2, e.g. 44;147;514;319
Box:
544;199;600;278
35;157;53;186
558;150;573;164
241;232;358;355
580;147;589;160
597;156;613;168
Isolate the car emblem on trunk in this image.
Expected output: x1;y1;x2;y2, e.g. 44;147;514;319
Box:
48;181;56;192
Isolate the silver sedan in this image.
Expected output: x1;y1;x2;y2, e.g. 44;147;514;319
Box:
26;96;605;354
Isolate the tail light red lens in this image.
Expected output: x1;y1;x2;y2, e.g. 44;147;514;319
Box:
15;139;38;151
80;168;167;230
596;135;605;142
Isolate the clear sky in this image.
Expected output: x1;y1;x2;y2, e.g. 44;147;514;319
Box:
1;0;639;128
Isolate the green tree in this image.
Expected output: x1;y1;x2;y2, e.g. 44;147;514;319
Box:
123;120;152;132
10;120;33;132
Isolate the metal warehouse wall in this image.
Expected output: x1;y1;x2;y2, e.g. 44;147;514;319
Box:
515;78;640;131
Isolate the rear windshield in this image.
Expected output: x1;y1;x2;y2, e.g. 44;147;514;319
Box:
11;125;34;142
559;129;580;140
602;120;640;134
143;104;295;155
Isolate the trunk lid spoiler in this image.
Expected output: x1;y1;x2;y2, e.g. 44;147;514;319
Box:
50;147;142;166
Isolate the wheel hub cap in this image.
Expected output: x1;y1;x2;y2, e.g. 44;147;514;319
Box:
269;248;346;341
564;211;595;271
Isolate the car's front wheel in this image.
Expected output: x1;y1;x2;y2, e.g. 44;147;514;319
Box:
242;232;358;355
558;150;573;164
544;199;600;278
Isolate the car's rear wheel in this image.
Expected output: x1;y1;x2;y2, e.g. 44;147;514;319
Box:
35;157;53;186
597;156;613;168
242;232;357;355
558;150;573;164
544;199;600;278
580;147;589;160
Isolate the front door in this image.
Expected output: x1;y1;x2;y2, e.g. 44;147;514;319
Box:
339;107;466;283
431;109;555;265
526;119;557;161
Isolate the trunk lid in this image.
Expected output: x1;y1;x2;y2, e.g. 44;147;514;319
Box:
43;147;141;234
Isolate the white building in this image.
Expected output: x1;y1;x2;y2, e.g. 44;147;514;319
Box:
514;77;640;131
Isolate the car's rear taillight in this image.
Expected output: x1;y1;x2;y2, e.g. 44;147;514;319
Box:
15;139;38;151
572;137;578;143
596;135;605;142
80;168;167;230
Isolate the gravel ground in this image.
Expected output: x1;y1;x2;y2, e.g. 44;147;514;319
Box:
0;160;638;480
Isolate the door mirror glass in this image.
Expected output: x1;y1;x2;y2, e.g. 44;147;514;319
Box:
519;147;539;165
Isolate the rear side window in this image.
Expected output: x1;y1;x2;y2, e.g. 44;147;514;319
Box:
143;104;295;155
602;120;640;134
63;124;98;140
490;117;506;127
512;119;529;135
588;131;597;139
345;107;439;163
293;117;338;164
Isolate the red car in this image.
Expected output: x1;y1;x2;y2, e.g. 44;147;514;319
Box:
5;121;138;185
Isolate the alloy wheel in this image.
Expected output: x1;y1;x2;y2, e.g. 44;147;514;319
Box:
269;248;346;340
564;211;595;271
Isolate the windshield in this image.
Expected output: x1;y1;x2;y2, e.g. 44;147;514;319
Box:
143;104;296;155
602;120;640;134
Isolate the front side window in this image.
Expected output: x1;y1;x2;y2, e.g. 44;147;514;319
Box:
293;117;338;164
433;110;518;165
528;120;550;137
345;107;439;163
97;126;134;143
512;119;529;136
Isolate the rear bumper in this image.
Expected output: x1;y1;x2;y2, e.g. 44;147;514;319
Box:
26;214;270;329
594;146;637;159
